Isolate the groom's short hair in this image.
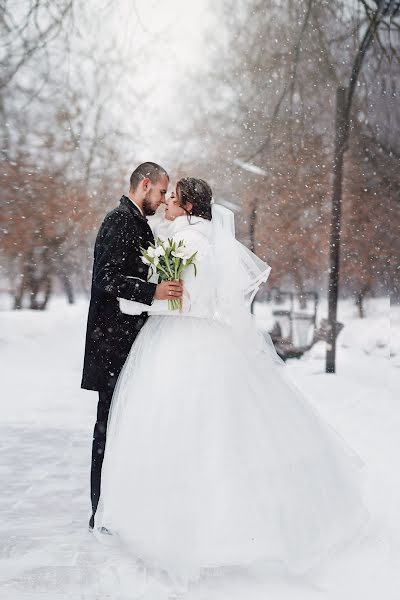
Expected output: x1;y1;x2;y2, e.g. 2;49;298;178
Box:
130;162;169;191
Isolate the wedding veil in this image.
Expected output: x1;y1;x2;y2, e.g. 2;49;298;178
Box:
210;203;283;365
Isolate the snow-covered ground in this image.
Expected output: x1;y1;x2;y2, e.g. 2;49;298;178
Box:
0;296;399;599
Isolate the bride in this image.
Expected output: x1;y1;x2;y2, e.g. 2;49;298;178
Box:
95;177;369;584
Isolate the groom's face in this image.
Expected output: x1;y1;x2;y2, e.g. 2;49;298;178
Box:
142;175;169;216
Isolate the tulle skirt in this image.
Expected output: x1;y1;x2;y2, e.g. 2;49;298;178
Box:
95;315;369;582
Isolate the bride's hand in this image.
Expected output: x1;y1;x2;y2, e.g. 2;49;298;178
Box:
154;280;183;300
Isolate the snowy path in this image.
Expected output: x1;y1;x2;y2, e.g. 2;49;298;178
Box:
0;299;399;599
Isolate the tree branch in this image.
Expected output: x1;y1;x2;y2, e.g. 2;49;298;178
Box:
244;0;314;162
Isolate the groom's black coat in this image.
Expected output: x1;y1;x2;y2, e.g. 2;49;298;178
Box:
81;196;156;392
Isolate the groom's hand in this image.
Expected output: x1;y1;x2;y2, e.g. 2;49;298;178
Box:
154;280;183;300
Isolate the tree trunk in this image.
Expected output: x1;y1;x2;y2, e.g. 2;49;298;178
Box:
13;290;23;310
355;283;371;319
325;1;386;373
326;87;347;373
60;272;74;304
355;292;365;319
38;277;52;310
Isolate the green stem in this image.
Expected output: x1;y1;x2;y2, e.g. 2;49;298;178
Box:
168;298;180;311
157;264;172;280
162;255;175;279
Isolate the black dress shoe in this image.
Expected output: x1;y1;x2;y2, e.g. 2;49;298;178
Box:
89;514;95;530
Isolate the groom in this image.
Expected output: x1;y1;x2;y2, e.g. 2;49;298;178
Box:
81;162;183;529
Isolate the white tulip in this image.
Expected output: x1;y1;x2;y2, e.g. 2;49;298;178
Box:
172;248;192;259
146;247;156;258
154;245;165;257
147;246;164;259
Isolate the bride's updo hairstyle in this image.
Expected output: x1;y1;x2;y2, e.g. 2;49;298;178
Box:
176;177;213;222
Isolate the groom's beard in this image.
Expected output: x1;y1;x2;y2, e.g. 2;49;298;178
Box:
142;191;157;216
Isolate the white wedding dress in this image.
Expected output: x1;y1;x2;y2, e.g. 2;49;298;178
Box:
95;206;369;584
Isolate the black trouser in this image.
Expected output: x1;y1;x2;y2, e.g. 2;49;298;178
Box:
90;389;114;525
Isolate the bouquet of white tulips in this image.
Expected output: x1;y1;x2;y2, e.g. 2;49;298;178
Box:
141;237;198;310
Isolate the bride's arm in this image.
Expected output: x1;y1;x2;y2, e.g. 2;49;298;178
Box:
119;296;170;315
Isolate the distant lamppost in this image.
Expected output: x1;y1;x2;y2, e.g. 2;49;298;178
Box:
249;197;258;313
249;197;258;253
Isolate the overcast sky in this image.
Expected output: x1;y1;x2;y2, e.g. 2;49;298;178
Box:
102;0;218;173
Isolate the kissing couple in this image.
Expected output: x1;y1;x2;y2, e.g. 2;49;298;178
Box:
81;162;369;586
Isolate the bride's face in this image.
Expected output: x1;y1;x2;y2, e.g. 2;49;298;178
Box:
165;186;187;221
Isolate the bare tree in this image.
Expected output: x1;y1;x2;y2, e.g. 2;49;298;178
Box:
326;0;399;372
176;0;398;315
0;1;158;308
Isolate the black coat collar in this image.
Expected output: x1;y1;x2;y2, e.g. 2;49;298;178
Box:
120;195;147;222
